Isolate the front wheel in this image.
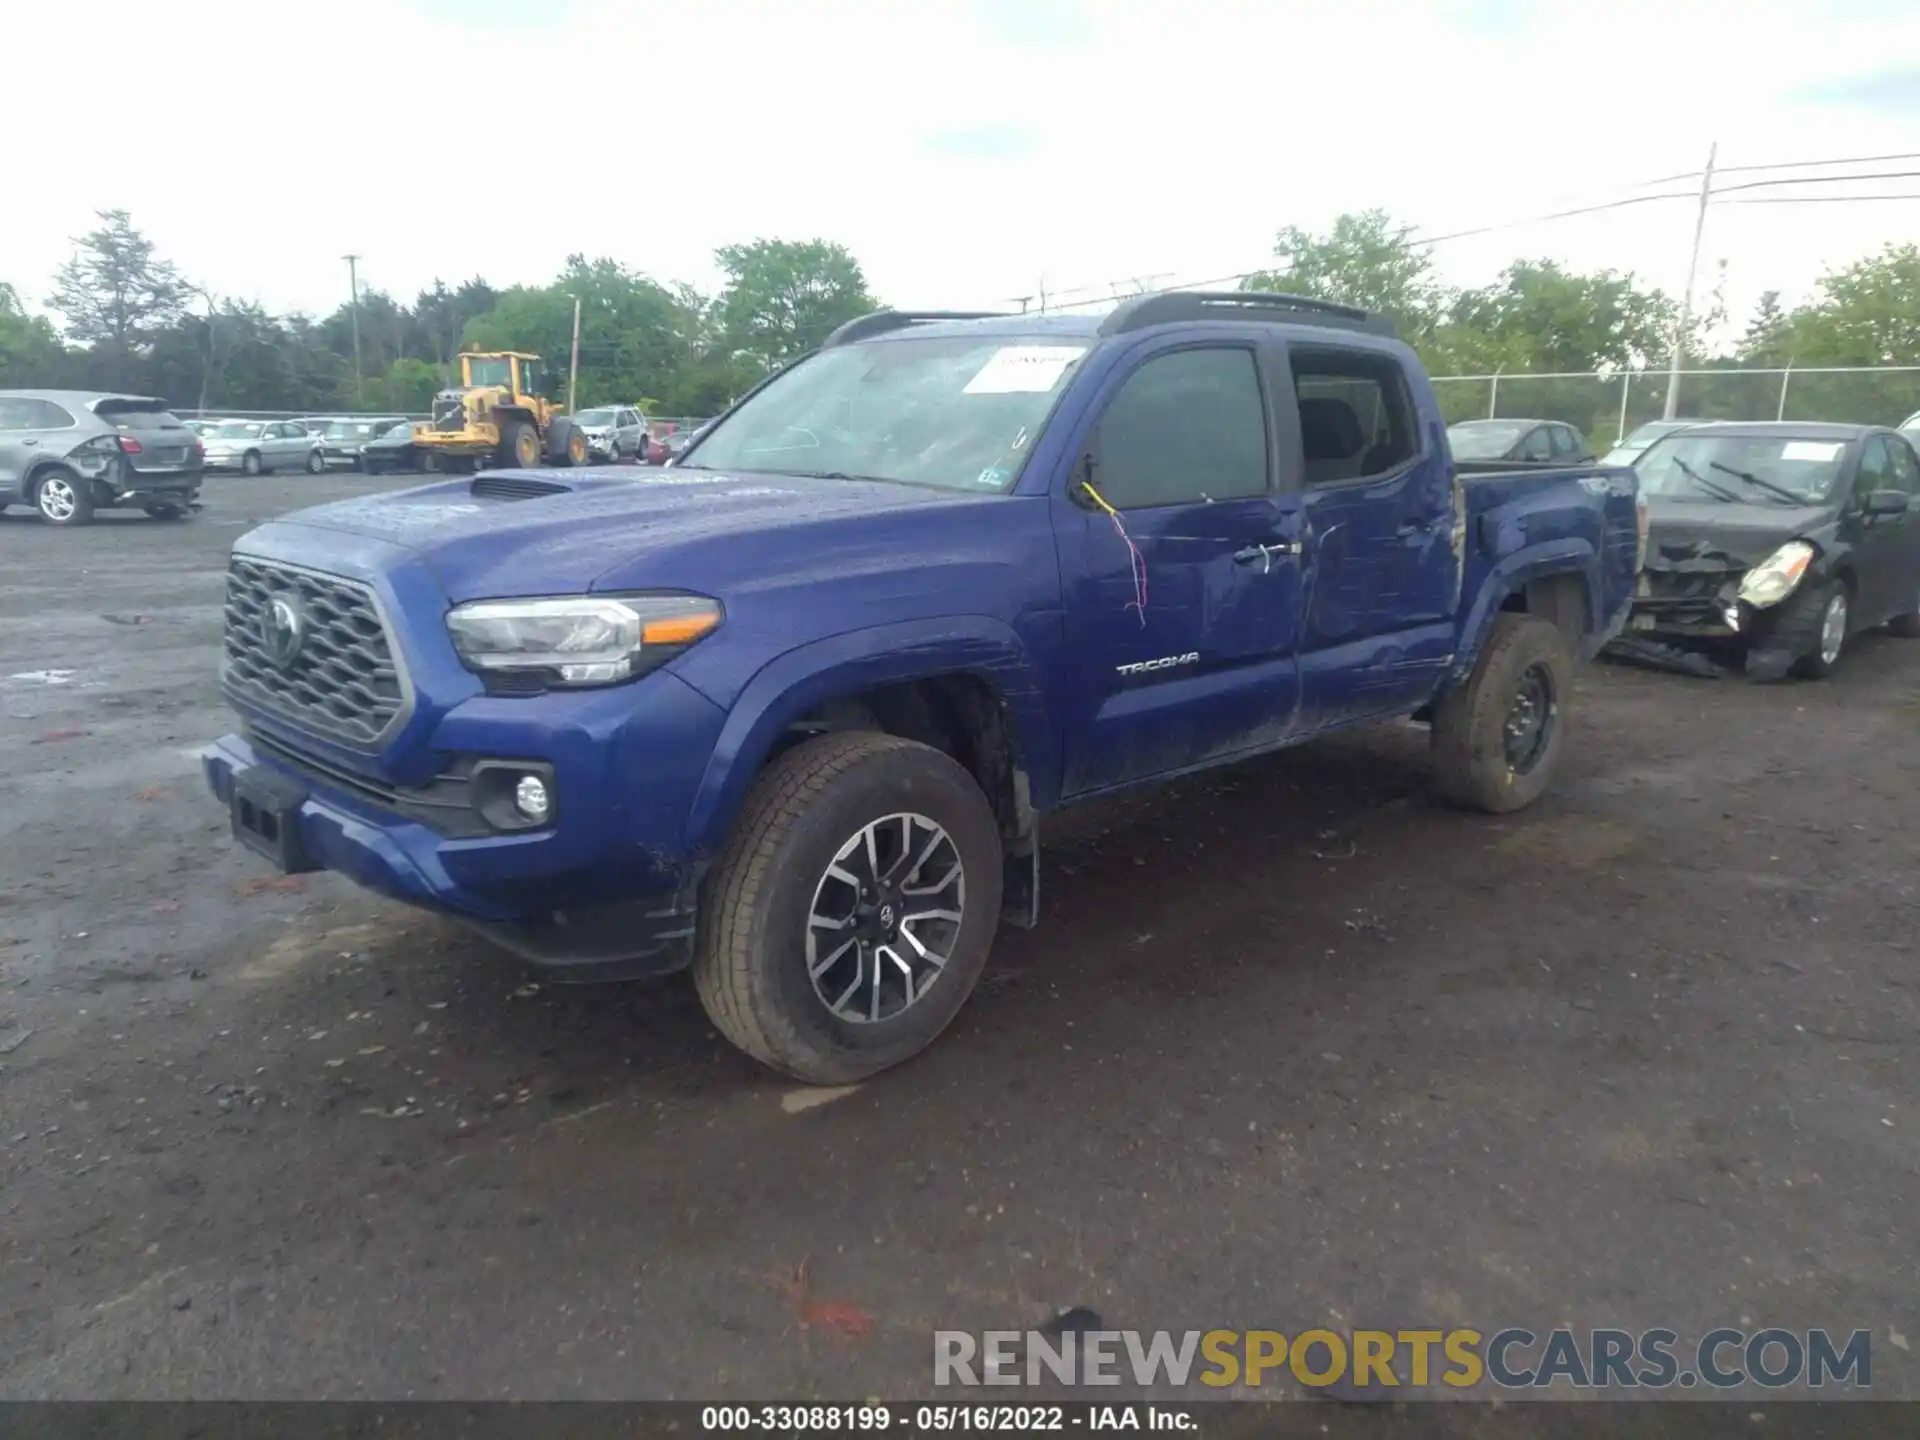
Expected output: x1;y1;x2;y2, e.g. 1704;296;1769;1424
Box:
694;732;1004;1084
241;451;263;477
1430;613;1573;814
1776;580;1849;679
306;449;326;474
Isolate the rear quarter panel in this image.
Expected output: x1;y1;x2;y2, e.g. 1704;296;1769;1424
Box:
1455;463;1639;675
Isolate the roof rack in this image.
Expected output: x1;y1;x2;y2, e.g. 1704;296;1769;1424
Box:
823;310;1017;347
1098;291;1398;339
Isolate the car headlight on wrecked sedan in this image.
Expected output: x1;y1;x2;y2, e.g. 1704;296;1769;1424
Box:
445;594;723;688
1736;540;1816;609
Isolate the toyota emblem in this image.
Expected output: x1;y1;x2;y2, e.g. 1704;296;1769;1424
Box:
261;595;306;668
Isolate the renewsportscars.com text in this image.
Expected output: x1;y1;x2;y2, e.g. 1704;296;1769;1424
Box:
933;1327;1872;1391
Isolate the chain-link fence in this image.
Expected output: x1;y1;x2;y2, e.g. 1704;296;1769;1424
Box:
1431;366;1920;451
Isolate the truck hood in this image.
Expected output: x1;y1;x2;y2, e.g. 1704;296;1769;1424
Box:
1644;499;1831;570
256;467;1003;600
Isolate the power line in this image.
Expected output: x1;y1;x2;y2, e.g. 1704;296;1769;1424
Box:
1721;193;1920;205
1713;169;1920;195
1715;149;1920;175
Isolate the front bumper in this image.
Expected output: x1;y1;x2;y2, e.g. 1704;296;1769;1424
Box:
201;659;730;979
1626;566;1742;640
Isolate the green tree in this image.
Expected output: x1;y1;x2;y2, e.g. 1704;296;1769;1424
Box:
0;283;69;386
47;209;190;351
1240;210;1443;340
714;239;876;370
1745;245;1920;423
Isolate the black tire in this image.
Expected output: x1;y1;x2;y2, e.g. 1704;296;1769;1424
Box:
500;419;539;469
241;451;263;477
33;467;94;527
545;417;584;467
418;452;438;474
305;448;326;474
143;503;190;521
1431;612;1573;814
693;731;1005;1084
1772;579;1849;679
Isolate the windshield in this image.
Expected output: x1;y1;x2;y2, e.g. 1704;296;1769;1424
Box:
324;420;381;439
574;408;616;425
1447;422;1529;458
212;422;264;439
1639;434;1847;505
465;356;513;388
684;336;1088;491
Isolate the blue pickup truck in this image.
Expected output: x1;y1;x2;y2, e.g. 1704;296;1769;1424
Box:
203;292;1643;1082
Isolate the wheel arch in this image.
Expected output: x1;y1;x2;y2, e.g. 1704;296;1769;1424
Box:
681;620;1056;866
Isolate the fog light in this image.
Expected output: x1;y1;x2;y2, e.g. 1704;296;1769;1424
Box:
513;775;551;822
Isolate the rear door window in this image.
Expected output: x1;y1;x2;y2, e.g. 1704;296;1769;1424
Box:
0;398;77;429
1519;427;1554;461
1288;347;1420;484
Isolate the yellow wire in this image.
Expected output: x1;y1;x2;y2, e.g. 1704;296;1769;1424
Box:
1081;480;1121;518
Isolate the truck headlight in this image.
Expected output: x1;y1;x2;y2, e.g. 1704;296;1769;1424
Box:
1736;541;1815;609
445;595;722;688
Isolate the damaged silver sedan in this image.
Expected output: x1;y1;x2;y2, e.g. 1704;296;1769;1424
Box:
1621;423;1920;680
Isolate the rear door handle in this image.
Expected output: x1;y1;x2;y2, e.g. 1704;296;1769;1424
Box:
1233;540;1300;567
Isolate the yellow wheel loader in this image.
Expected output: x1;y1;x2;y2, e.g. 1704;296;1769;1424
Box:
411;352;589;471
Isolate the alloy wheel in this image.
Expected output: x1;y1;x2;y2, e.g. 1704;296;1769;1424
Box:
805;812;966;1024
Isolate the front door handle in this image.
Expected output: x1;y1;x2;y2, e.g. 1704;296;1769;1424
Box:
1233;540;1301;567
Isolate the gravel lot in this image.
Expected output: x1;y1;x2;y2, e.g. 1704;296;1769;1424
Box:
1;472;1915;1402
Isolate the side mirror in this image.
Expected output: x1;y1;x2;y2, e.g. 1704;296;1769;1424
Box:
1867;489;1910;516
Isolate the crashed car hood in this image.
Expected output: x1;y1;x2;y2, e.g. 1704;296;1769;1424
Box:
1644;499;1829;569
242;466;1003;600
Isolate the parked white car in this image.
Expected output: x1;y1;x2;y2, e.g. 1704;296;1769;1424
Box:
200;419;324;475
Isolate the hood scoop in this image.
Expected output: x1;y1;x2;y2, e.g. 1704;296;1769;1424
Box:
472;474;573;502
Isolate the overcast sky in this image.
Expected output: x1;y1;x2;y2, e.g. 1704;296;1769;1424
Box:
7;0;1918;335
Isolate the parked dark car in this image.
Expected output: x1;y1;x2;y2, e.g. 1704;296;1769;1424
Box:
1603;419;1715;467
1447;418;1595;464
360;421;430;475
318;416;411;470
0;390;204;525
664;424;708;463
1627;422;1920;679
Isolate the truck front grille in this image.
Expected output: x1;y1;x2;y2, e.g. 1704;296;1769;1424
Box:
223;557;405;749
432;396;465;432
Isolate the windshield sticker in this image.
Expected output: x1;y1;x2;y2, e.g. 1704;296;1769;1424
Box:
963;346;1087;395
974;466;1012;487
1782;441;1844;462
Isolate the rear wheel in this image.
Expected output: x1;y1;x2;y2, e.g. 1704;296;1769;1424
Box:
305;448;326;474
1431;613;1573;814
501;420;540;468
241;451;263;476
693;732;1004;1084
35;468;94;527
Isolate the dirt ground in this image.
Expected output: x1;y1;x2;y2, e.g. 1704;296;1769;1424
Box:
0;473;1915;1401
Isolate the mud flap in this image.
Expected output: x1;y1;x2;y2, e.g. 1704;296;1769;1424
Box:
1001;829;1039;929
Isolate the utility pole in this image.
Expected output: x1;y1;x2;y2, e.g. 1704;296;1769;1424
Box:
567;294;582;414
342;254;363;404
1662;142;1716;420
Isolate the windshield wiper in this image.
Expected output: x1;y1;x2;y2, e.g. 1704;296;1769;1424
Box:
778;469;887;483
1708;461;1807;506
1670;457;1741;503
